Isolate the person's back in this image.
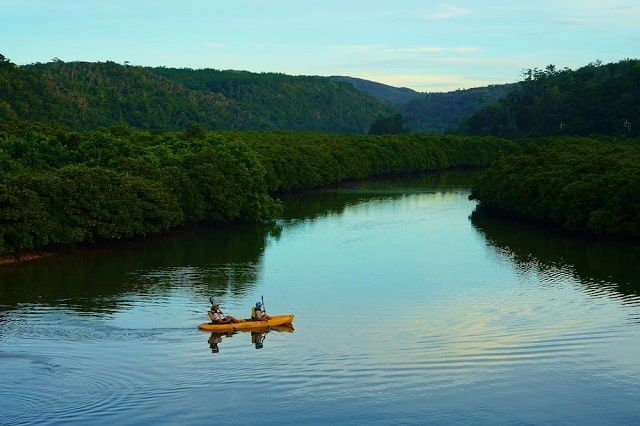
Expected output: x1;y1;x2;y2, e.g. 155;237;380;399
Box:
252;302;270;320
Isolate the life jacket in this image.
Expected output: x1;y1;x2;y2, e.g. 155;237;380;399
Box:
208;310;223;322
251;307;258;320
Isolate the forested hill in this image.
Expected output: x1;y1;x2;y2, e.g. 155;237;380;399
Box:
328;76;423;106
0;56;395;133
460;59;640;138
330;76;516;133
146;67;396;132
1;54;520;134
401;84;515;133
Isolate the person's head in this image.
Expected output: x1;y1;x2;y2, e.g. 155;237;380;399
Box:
212;303;219;310
256;302;262;309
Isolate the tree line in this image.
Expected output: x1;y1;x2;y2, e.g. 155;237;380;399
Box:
0;120;518;255
470;137;640;238
460;59;640;138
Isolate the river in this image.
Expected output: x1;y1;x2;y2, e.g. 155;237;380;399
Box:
1;171;639;425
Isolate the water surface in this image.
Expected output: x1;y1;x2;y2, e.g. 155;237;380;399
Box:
1;172;639;425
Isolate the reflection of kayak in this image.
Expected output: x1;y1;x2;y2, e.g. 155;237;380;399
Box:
266;324;295;333
198;314;294;332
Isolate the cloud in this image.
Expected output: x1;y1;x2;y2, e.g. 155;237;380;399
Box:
204;42;225;48
401;47;479;54
329;44;479;56
427;5;472;20
328;44;387;53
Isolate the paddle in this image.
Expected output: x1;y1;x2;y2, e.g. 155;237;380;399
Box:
260;295;273;330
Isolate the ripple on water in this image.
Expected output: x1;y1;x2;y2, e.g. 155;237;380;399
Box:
1;305;194;425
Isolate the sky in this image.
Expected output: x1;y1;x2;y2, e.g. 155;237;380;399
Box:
2;0;639;92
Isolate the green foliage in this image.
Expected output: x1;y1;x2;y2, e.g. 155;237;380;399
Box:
460;59;640;138
0;121;516;255
149;68;396;133
18;166;182;244
225;131;519;192
368;114;410;135
330;76;516;133
470;137;640;238
0;183;53;253
402;84;515;133
0;57;396;133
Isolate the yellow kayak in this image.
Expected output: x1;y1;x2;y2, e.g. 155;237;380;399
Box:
198;314;294;332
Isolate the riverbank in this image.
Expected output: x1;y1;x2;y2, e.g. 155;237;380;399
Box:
0;250;55;264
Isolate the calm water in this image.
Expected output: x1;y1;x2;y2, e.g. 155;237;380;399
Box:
1;172;640;425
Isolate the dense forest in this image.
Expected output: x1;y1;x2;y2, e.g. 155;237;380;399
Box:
1;54;512;134
0;56;395;133
3;52;640;250
328;76;516;133
470;137;640;238
464;59;640;239
460;59;640;138
0;120;518;256
402;84;515;133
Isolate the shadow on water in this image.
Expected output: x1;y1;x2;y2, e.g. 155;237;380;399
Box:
470;205;640;297
0;222;281;313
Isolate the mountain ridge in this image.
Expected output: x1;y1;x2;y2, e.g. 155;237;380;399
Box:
1;54;513;133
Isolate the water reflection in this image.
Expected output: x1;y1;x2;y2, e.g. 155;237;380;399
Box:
2;171;640;425
278;170;482;221
208;332;234;353
0;223;280;314
470;206;640;298
0;170;478;316
205;325;294;353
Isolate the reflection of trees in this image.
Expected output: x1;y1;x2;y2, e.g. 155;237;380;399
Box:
470;206;640;297
0;223;279;313
278;170;482;221
0;171;482;314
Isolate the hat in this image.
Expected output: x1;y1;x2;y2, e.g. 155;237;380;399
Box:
256;302;263;308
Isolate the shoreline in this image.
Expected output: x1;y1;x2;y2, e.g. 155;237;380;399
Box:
0;250;57;265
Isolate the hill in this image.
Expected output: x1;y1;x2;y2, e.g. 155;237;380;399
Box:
330;75;515;133
329;76;422;106
400;84;516;133
0;56;395;133
0;53;523;135
460;59;640;138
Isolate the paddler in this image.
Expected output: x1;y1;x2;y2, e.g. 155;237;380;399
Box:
209;302;240;324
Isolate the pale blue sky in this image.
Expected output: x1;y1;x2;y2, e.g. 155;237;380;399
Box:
3;0;639;92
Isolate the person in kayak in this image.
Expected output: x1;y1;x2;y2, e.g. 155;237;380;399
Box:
209;302;240;324
251;301;271;321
